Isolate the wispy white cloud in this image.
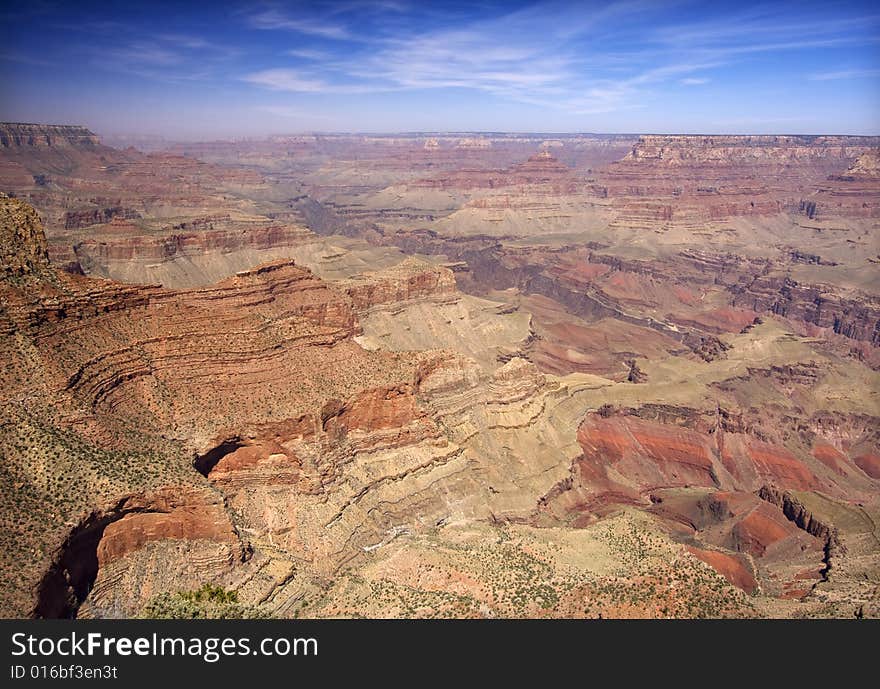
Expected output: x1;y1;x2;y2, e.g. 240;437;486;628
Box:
84;32;235;83
60;0;880;120
241;0;878;116
311;4;722;114
286;48;333;60
256;104;307;118
243;68;330;92
157;33;211;50
0;51;54;66
107;42;183;66
651;7;879;51
247;8;351;40
809;68;880;81
242;67;386;94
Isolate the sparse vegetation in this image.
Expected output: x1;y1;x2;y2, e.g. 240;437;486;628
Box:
139;584;267;619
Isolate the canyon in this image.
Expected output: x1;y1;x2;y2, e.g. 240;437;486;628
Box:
0;124;878;618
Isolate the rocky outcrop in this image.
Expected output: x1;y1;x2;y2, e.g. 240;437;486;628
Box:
33;488;242;618
837;149;880;178
732;275;880;344
0;197;432;615
95;489;239;567
63;206;141;230
0;193;50;278
339;258;457;311
756;486;840;552
756;485;842;583
73;221;313;263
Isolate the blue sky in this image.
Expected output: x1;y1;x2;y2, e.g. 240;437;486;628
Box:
1;0;878;138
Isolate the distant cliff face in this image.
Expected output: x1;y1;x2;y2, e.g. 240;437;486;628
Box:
410;150;579;192
624;134;880;165
0;123;101;149
587;133;880;229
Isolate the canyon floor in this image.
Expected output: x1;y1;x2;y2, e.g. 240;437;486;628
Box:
0;125;878;618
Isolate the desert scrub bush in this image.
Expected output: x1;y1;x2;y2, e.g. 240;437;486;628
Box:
139;583;267;619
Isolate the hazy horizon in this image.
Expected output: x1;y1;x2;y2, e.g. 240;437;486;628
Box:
2;0;878;138
9;125;880;144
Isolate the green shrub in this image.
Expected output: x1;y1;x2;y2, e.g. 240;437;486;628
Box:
139;584;267;619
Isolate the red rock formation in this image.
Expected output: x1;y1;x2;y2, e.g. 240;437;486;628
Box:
96;488;239;567
341;259;457;311
64;206;141;230
538;405;849;526
812;442;851;475
731;504;793;556
206;441;302;487
576;415;717;491
326;385;421;433
854;452;880;479
73;221;312;263
686;546;757;593
668;307;758;334
744;440;817;490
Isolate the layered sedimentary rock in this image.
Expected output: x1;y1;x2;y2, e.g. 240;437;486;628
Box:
731;274;880;344
0;123;269;270
2;127;879;619
339;257;457;310
535;403;876;597
411;150;579;193
68;217;317;287
376;235;879;355
804;148;880;221
64;206;141;230
0;196;585;618
594;135;880;232
0;195;423;615
622;135;874;165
